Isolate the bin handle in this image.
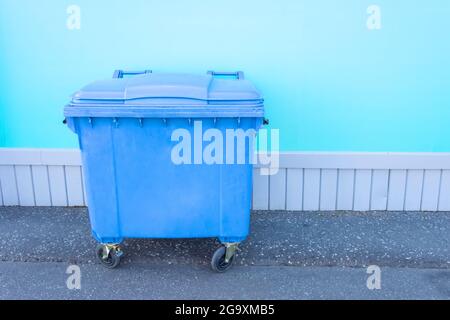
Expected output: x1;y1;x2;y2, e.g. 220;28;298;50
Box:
113;70;152;79
207;71;244;80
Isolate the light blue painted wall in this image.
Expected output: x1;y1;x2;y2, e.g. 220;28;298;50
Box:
0;0;449;151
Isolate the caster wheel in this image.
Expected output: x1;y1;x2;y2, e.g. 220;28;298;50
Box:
211;246;235;273
96;244;123;269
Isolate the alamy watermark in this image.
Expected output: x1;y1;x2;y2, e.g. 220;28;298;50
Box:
171;121;279;175
67;5;81;30
366;265;381;290
66;265;81;290
367;5;382;30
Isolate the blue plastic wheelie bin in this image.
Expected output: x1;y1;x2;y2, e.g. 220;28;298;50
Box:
64;70;265;272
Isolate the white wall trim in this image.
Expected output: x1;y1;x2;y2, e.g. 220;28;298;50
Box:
1;148;450;211
2;149;450;169
0;148;81;166
265;152;450;170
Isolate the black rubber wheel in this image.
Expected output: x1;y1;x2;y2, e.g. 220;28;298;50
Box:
96;244;122;269
211;246;235;273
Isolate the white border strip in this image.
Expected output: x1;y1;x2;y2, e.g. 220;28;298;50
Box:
1;148;450;211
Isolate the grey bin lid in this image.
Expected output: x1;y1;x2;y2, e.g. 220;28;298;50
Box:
72;73;262;104
65;72;264;118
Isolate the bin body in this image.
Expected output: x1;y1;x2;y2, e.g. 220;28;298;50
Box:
64;72;264;244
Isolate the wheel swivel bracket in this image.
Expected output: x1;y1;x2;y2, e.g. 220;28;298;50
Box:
101;244;122;260
224;242;240;263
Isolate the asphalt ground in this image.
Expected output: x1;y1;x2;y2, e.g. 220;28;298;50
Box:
0;207;449;299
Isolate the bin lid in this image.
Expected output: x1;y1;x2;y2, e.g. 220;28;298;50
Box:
65;72;264;118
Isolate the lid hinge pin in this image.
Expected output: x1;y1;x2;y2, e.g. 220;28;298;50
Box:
138;118;143;127
113;118;119;128
88;117;93;127
213;118;217;126
237;117;241;126
163;118;167;125
188;118;192;126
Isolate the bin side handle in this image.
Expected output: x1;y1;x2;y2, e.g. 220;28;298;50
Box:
207;71;245;80
113;70;152;79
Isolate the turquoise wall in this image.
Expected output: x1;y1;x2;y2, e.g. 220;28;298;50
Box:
1;0;449;151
